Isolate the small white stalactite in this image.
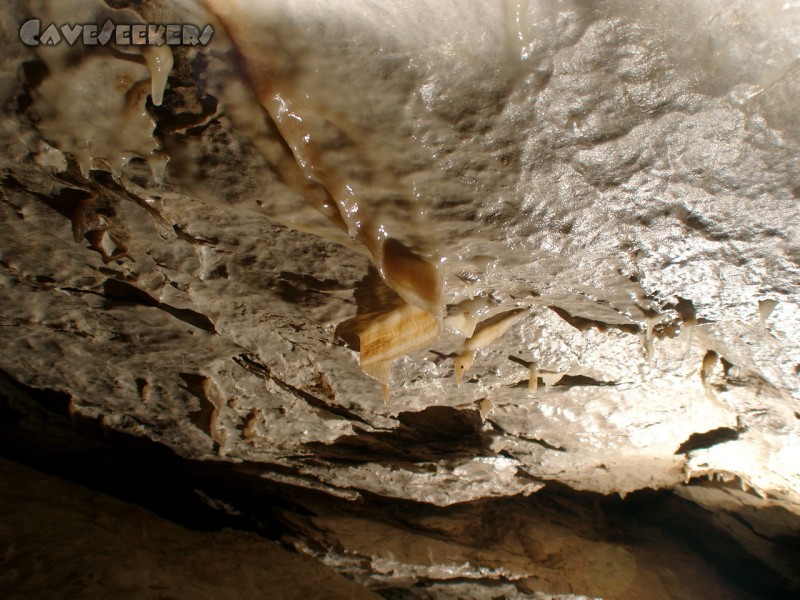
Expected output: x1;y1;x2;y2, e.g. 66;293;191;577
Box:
700;350;719;399
454;308;527;385
540;370;565;390
758;299;778;327
147;152;169;186
448;297;493;337
478;398;493;422
528;362;539;394
142;43;174;107
454;351;475;386
641;313;662;363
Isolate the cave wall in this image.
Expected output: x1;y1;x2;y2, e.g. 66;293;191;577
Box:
0;1;799;597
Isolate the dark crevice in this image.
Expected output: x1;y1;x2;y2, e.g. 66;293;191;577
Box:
101;279;217;333
60;286;106;298
172;224;219;247
548;305;640;334
22;183;94;221
673;296;698;325
557;373;616;387
720;356;736;379
149;85;219;133
523;436;568;452
16;59;50;114
233;353;371;426
233;352;271;379
675;427;741;455
506;357;616;388
305;406;494;463
489;420;567;452
0;370;279;536
507;355;533;368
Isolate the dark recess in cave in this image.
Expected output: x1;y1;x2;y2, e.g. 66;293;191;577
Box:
0;370;798;599
675;426;741;454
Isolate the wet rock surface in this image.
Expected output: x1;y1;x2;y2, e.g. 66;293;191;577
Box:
1;375;794;599
1;0;799;597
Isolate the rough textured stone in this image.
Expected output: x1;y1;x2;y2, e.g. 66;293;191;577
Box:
0;0;799;597
0;457;381;600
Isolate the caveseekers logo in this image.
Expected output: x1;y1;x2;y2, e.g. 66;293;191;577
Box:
20;19;214;47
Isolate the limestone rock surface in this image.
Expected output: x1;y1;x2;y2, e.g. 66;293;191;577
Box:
0;0;799;597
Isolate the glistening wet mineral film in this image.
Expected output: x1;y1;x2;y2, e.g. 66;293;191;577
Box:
2;0;800;598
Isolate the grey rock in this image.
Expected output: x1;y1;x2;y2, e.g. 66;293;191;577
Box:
1;0;799;596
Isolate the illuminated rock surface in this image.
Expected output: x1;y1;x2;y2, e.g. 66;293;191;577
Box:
0;0;798;597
